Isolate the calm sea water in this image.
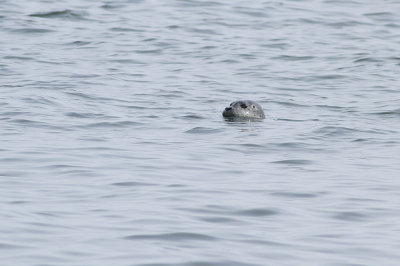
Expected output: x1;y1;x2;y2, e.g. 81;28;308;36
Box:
1;0;400;265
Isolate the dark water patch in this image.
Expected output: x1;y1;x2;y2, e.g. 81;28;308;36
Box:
272;159;313;165
29;10;88;20
199;216;239;223
185;127;223;134
111;181;156;187
1;111;30;117
309;74;347;80
239;143;264;148
234;208;279;217
354;57;383;63
188;27;219;35
352;138;369;142
178;114;205;120
332;211;370;222
77;121;142;129
364;12;394;20
43;163;79;170
220;59;240;64
65;112;115;119
326;20;372;28
167;25;180;30
135;49;163;54
100;3;126;10
261;43;289;49
0;170;30;177
182;261;257;266
139;261;256;266
3;56;34;61
124;232;217;241
0;243;27;249
270;191;318;198
177;0;225;7
272;55;315;61
372;108;400;116
9;201;30;205
109;58;146;64
65;41;91;46
110;27;144;32
10;28;55;34
346;197;382;203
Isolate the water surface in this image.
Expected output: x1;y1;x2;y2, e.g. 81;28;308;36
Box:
1;0;400;265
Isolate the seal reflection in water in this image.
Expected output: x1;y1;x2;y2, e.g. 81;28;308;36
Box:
222;100;265;120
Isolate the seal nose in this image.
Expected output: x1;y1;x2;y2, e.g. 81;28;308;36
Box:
225;107;232;111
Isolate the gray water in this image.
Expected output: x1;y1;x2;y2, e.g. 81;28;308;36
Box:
1;0;400;265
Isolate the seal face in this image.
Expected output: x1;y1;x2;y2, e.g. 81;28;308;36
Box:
222;100;265;119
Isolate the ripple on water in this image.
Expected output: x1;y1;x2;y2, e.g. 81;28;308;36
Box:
29;10;88;20
271;159;313;165
270;191;319;198
10;28;55;34
77;121;143;129
185;127;223;134
124;232;217;242
332;211;370;222
234;208;280;217
138;261;257;266
111;181;156;187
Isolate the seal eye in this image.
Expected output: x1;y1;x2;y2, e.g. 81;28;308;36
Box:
240;103;247;109
252;105;255;108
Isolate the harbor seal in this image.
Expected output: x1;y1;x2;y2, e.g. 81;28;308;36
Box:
222;100;265;119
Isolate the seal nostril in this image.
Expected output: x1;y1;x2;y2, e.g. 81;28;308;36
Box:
225;107;232;111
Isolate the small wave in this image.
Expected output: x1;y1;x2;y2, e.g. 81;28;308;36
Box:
65;41;91;46
270;191;319;198
372;108;400;116
138;261;256;266
200;216;238;223
234;208;279;217
124;232;217;241
313;126;363;137
3;56;34;61
0;243;26;250
135;49;163;54
332;211;370;222
110;27;144;32
78;121;142;128
111;181;156;187
354;57;382;63
29;10;88;20
272;159;313;165
185;127;223;134
10;28;54;34
177;1;224;7
178;114;205;120
272;55;315;61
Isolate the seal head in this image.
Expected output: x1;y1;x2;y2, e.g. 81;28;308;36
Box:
222;100;265;119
